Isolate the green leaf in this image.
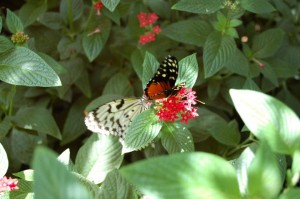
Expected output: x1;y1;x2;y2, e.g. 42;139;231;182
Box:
271;58;298;78
162;19;212;47
252;28;285;59
203;31;237;78
82;33;103;62
13;107;61;140
0;47;61;87
102;73;134;96
57;149;72;168
33;147;91;199
176;53;198;88
74;134;123;184
225;49;249;77
9;179;33;199
61;97;88;145
0;143;8;177
75;70;92;98
99;170;137;199
6;9;24;33
56;58;84;99
102;0;120;12
124;110;161;152
37;52;67;75
11;128;46;164
209;119;241;146
260;61;278;86
242;78;261;91
40;12;64;30
230;144;257;194
0;116;11;140
142;52;159;89
19;1;47;27
241;0;275;14
172;0;223;14
279;188;300;199
13;169;34;181
131;49;144;81
120;152;241;199
0;36;14;54
161;123;194;154
230;89;300;154
247;142;282;198
59;0;84;22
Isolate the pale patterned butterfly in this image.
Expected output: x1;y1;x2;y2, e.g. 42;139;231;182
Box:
84;55;183;140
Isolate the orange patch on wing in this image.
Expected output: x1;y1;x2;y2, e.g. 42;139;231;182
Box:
146;82;171;100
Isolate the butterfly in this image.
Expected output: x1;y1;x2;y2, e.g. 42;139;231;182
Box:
84;55;183;140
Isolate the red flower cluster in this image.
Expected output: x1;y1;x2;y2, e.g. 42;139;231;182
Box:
137;12;161;45
0;176;18;194
94;1;104;16
155;87;198;124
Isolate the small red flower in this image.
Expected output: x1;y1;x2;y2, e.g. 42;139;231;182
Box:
0;176;19;194
137;12;148;27
155;87;199;124
139;32;156;45
147;13;159;24
137;12;161;44
153;25;161;34
94;1;104;16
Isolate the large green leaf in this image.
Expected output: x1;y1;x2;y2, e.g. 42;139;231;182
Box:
19;1;47;27
0;36;14;53
39;12;64;30
172;0;222;14
161;123;194;154
33;147;91;199
247;143;282;198
124;110;161;152
82;33;103;62
279;188;300;199
0;47;61;87
121;152;241;199
13;107;61;140
11;128;46;164
241;0;275;14
99;170;137;199
176;53;198;88
203;31;237;78
252;28;285;59
74;134;123;184
6;9;24;33
162;19;212;47
225;49;249;77
59;0;83;22
61;97;89;145
102;73;134;96
230;89;300;155
0;143;8;177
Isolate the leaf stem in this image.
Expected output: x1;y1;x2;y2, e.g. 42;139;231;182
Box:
67;0;74;36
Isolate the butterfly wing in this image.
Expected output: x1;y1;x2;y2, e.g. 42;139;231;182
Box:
85;98;149;139
144;55;180;100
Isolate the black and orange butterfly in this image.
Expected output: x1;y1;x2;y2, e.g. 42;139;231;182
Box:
85;55;184;139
